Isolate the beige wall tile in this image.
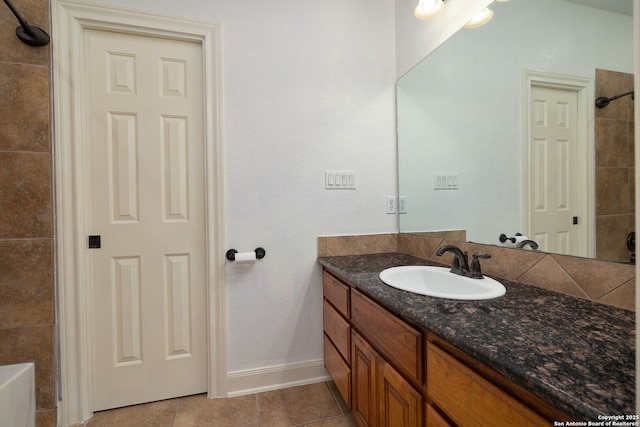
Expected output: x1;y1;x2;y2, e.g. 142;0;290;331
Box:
595;69;635;262
597;279;635;311
596;215;633;263
515;255;589;298
596;167;629;215
595;118;630;167
552;254;635;299
36;408;56;427
0;152;52;238
0;239;53;327
0;62;51;152
0;0;50;66
320;234;397;256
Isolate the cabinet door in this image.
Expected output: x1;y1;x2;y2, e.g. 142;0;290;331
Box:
378;359;423;427
352;331;378;427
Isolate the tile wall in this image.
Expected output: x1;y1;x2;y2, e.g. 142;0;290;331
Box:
318;233;635;311
595;68;635;263
0;0;56;425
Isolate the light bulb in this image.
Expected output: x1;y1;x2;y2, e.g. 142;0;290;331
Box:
414;0;444;20
464;7;494;28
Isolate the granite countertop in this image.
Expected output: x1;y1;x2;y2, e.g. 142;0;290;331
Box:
318;253;635;421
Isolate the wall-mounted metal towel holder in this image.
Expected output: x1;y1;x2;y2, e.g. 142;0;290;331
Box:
226;247;266;261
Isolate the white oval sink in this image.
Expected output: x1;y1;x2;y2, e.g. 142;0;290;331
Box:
379;266;506;300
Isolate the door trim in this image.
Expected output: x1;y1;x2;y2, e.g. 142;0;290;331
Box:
52;1;225;424
521;69;595;257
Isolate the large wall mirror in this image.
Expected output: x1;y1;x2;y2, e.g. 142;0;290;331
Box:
397;0;635;263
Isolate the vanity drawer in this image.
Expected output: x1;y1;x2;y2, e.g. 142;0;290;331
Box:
351;288;422;384
322;271;350;318
427;342;548;427
324;334;351;407
323;299;351;363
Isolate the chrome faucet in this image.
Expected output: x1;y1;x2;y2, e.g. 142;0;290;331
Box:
516;239;539;250
436;245;491;279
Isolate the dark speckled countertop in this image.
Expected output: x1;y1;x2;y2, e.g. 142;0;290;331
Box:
318;253;635;421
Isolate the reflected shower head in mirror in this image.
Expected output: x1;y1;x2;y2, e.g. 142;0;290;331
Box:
595;90;634;108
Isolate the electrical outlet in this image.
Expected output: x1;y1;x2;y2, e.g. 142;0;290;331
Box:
399;196;407;214
386;196;397;214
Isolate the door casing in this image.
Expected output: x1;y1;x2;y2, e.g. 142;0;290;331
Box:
52;1;225;425
521;69;595;258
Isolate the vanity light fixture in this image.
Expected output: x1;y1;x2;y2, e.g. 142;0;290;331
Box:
464;7;494;28
414;0;445;20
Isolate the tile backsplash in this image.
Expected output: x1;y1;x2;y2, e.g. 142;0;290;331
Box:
318;233;635;311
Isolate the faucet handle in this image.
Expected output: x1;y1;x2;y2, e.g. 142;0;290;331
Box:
469;253;491;278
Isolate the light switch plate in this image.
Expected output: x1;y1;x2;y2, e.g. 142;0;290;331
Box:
325;170;356;190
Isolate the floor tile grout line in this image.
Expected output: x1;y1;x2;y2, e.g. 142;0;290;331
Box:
169;396;180;427
255;391;262;427
324;380;346;416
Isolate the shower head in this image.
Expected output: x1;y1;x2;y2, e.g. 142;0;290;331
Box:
2;0;50;46
595;90;634;108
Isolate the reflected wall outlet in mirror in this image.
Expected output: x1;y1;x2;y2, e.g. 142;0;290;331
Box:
434;173;459;190
399;196;407;214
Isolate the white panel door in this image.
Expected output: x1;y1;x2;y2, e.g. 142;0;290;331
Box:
85;29;207;410
529;86;580;255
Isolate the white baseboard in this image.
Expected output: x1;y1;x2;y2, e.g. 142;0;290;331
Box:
226;359;330;397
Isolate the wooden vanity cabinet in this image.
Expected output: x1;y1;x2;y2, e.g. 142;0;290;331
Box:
351;329;424;427
351;289;422;385
378;356;424;427
321;268;567;427
322;271;352;406
426;342;549;427
351;330;378;427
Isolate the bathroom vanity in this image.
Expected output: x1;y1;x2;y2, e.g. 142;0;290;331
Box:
319;253;635;426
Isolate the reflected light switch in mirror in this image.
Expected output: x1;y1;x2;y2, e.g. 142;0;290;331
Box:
434;173;459;190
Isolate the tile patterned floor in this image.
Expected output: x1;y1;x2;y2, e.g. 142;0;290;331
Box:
72;381;357;427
